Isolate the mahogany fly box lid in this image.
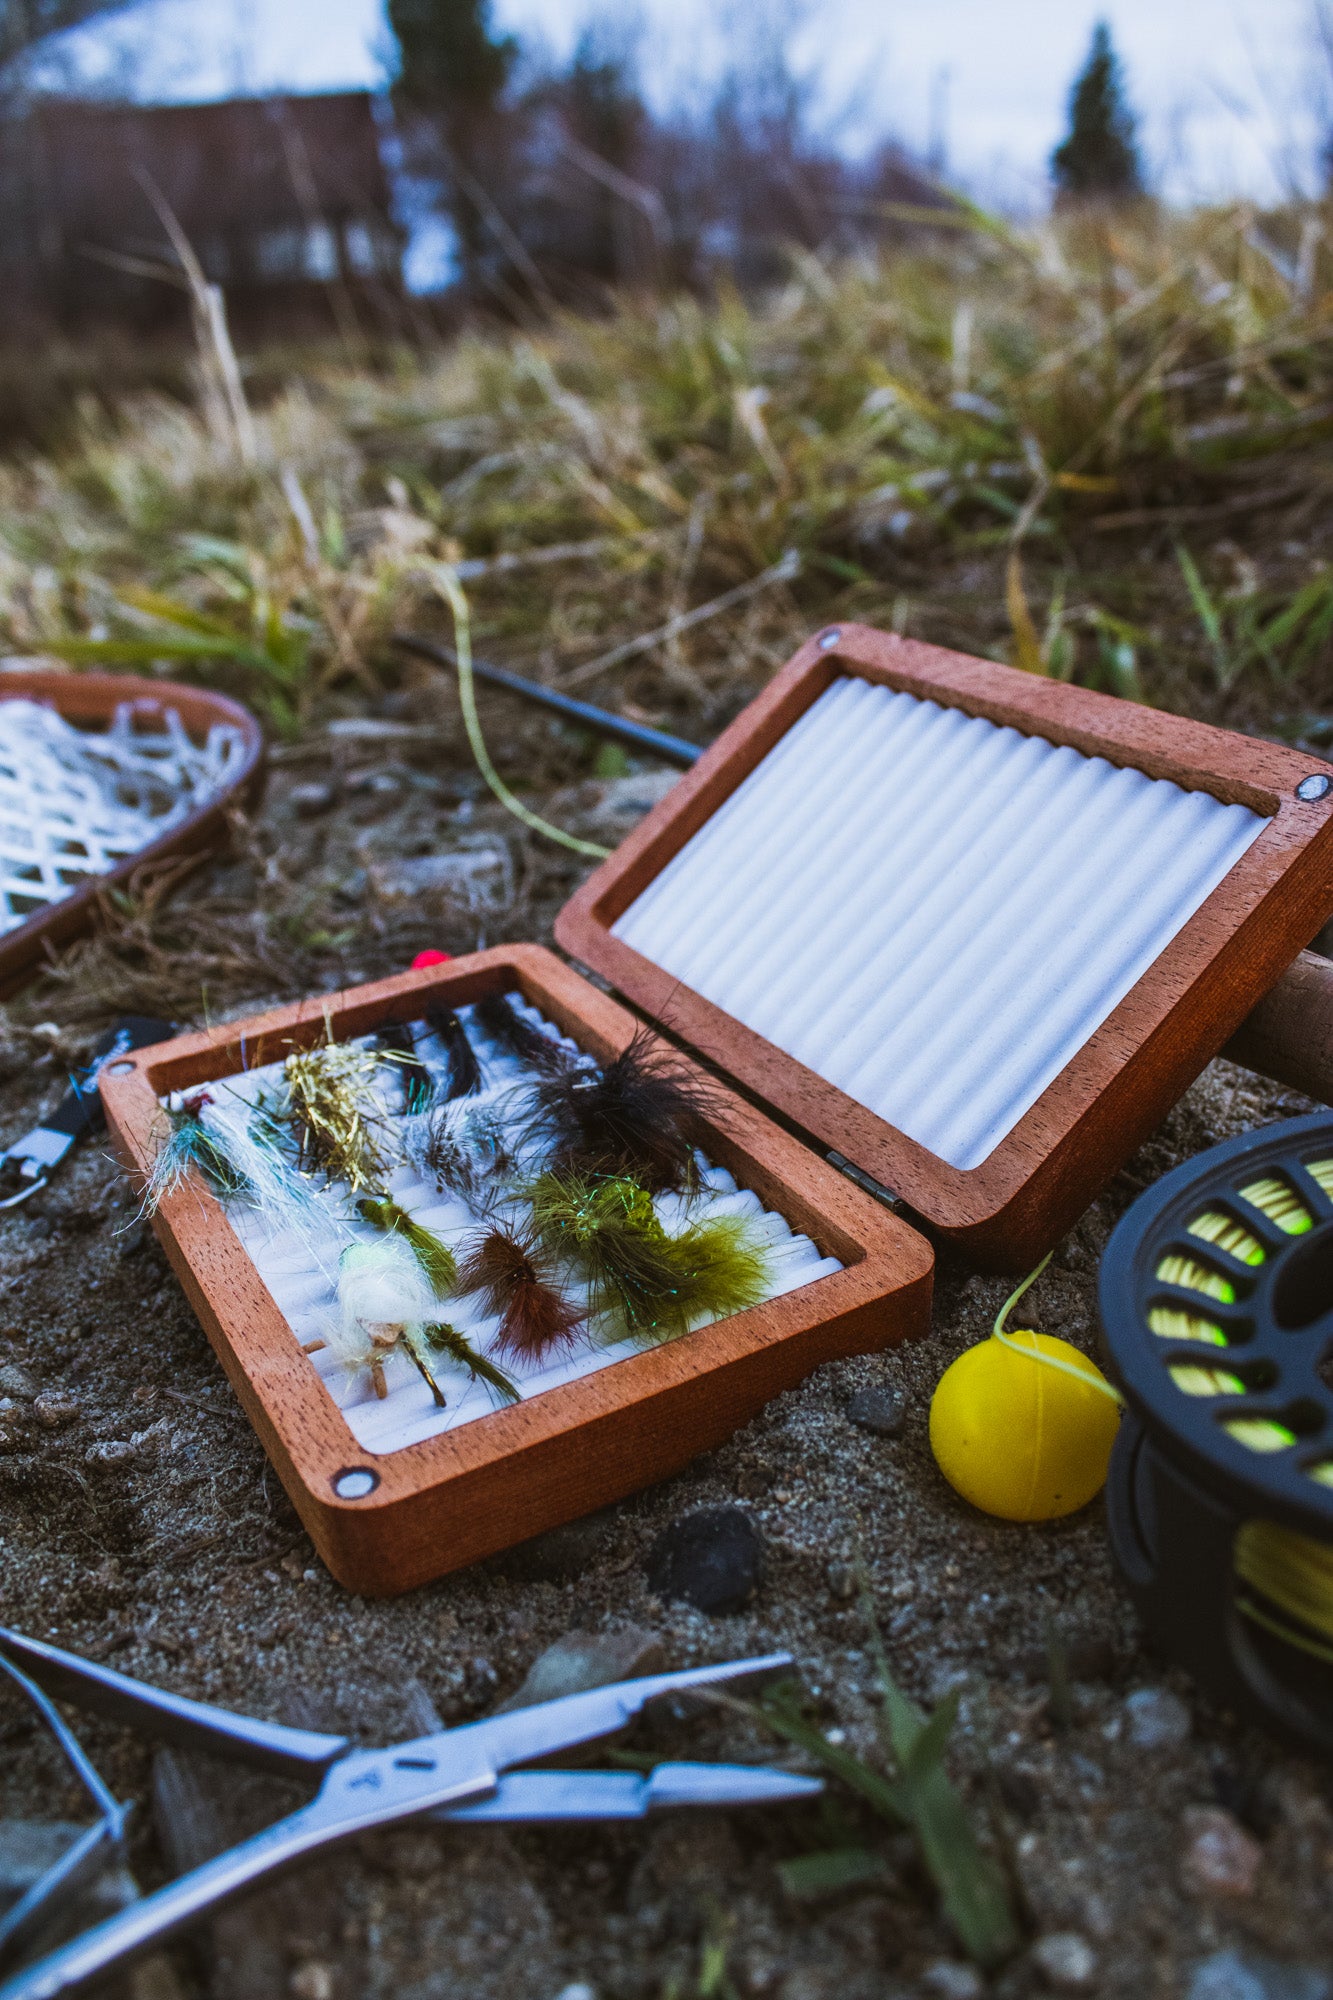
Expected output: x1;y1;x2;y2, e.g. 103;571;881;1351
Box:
558;624;1333;1269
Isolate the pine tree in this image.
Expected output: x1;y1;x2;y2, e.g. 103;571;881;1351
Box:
387;0;516;122
387;0;519;284
1051;21;1143;201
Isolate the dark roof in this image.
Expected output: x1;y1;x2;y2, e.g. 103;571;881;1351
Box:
35;89;394;243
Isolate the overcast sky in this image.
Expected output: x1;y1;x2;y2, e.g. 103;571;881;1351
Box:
34;0;1327;207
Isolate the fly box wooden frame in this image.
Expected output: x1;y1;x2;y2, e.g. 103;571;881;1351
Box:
98;622;1333;1595
99;944;933;1596
558;623;1333;1268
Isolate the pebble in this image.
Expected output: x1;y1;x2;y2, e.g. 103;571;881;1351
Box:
920;1961;984;2000
370;843;512;912
288;780;336;818
84;1439;137;1466
845;1384;905;1436
826;1561;858;1601
32;1395;79;1429
116;1221;148;1259
552;1986;597;2000
333;868;367;907
644;1506;765;1614
498;1626;665;1713
1180;1805;1264;1899
288;1964;335;2000
502;1510;616;1583
348;768;404;797
1186;1950;1332;2000
580;770;680;832
1123;1684;1191;1750
0;1363;37;1402
1032;1932;1099;1991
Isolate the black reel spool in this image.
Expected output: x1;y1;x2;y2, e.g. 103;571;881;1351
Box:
1098;1111;1333;1753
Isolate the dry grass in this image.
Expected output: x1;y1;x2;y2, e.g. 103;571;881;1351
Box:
2;196;1332;767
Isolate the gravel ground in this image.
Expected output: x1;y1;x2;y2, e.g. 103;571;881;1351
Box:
1;731;1331;2000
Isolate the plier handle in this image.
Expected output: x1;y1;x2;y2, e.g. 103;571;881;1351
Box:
0;1625;815;2000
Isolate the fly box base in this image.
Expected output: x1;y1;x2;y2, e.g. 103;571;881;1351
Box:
99;944;933;1596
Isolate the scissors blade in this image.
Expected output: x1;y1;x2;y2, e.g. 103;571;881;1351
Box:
403;1652;797;1787
437;1762;823;1823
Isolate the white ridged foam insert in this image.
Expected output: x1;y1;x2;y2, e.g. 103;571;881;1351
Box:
202;997;842;1457
0;697;249;936
611;676;1267;1171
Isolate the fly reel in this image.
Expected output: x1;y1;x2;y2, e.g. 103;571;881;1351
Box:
1098;1111;1333;1752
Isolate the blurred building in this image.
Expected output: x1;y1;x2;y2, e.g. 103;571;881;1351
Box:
2;89;404;331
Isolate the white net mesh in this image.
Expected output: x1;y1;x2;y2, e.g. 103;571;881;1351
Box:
0;697;250;936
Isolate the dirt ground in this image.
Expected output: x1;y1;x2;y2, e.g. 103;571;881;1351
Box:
2;717;1332;2000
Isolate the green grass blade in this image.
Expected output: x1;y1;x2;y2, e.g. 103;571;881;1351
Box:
875;1671;1018;1967
757;1687;907;1825
863;1594;1020;1968
118;585;244;638
43;629;296;687
1176;544;1231;683
776;1848;888;1899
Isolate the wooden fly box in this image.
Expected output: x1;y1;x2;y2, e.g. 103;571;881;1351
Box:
98;625;1333;1594
99;944;932;1595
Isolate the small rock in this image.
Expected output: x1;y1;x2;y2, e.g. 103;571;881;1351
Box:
348;767;404;797
501;1509;616;1582
465;1656;499;1703
370;839;513;914
1032;1932;1098;1991
32;1395;79;1429
1186;1949;1332;2000
920;1962;984;2000
289;1964;335;2000
644;1506;765;1614
553;1986;597;2000
578;769;680;832
1124;1684;1191;1750
116;1221;148;1259
846;1384;905;1436
826;1561;857;1602
84;1439;136;1466
499;1626;666;1713
288;780;336;818
1181;1805;1263;1899
333;868;367;907
0;1363;38;1402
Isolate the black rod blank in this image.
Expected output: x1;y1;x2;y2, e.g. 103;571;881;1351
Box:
391;631;702;770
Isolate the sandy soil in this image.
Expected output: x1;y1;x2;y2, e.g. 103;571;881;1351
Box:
2;733;1331;2000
